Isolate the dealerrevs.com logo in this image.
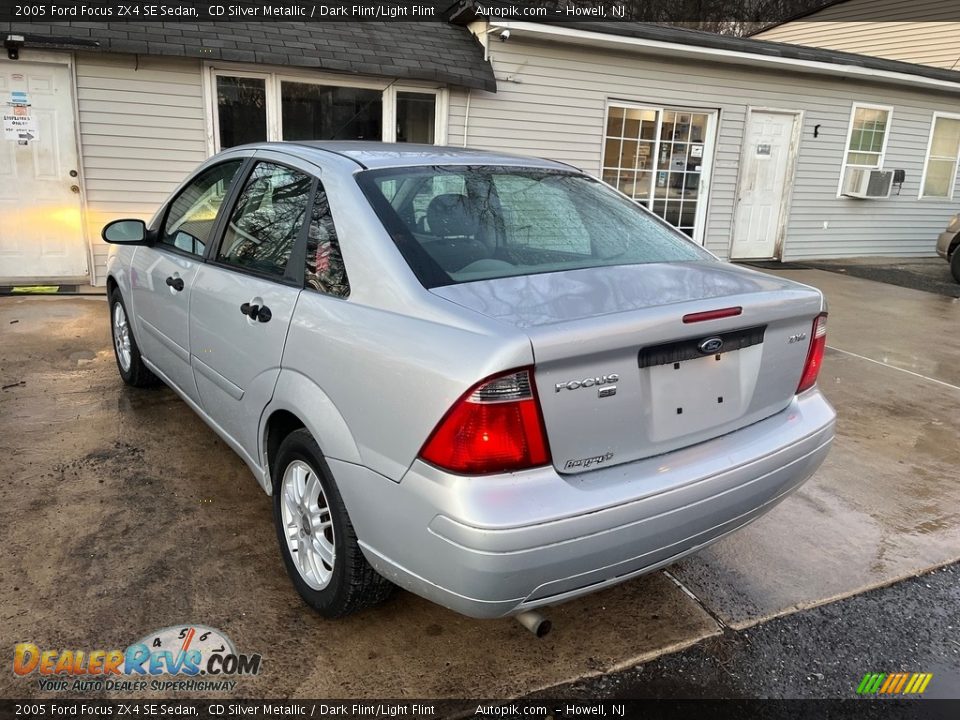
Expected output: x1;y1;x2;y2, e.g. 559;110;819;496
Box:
13;625;261;693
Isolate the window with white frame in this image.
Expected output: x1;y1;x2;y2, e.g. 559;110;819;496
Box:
215;75;268;149
921;113;960;199
840;104;891;194
211;70;444;151
396;91;437;143
844;105;891;168
602;103;715;240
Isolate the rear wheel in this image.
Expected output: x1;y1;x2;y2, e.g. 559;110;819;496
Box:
272;429;394;617
109;287;159;387
951;248;960;283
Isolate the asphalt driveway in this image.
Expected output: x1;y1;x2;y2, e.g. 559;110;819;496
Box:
1;266;957;699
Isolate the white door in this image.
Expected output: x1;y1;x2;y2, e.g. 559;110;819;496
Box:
0;60;86;283
731;110;799;259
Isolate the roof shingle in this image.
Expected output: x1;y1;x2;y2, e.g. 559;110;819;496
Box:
2;19;496;92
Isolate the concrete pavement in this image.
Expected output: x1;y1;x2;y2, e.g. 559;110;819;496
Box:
0;266;957;699
670;269;960;629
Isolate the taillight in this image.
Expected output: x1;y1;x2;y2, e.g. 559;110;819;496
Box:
419;368;551;475
796;313;828;394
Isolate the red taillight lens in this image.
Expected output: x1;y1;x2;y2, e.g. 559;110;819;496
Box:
796;313;828;394
419;368;551;475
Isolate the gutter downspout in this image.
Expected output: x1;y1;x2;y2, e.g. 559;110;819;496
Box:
462;89;471;147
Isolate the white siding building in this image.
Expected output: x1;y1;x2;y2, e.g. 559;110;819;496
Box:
0;19;493;287
4;14;960;286
449;19;960;263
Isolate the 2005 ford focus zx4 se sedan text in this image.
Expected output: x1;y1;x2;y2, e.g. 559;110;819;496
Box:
103;142;835;624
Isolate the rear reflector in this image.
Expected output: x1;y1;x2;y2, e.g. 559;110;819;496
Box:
420;368;551;475
797;313;828;394
682;306;743;324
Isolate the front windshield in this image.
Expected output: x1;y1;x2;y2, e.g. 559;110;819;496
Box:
356;165;714;288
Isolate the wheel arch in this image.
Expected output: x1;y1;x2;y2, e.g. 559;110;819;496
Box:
259;369;362;494
950;232;960;258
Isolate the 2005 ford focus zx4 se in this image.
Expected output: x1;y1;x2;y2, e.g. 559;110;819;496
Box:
103;142;835;623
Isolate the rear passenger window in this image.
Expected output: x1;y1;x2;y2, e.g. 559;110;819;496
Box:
162;160;243;256
217;162;313;278
304;185;349;298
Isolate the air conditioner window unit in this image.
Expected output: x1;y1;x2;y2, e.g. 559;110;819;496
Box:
842;168;893;199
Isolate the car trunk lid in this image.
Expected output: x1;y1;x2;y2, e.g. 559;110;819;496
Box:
430;261;824;474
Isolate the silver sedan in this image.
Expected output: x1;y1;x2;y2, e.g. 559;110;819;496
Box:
103;142;835;624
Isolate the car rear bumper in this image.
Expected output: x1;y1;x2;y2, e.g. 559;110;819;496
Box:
332;390;835;619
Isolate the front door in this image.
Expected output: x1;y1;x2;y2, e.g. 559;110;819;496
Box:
0;59;85;283
130;159;245;404
189;158;313;460
731;110;800;260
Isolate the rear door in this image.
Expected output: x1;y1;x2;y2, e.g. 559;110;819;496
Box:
189;153;315;459
130;159;245;403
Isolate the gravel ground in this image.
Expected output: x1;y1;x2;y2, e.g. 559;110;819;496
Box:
531;564;960;699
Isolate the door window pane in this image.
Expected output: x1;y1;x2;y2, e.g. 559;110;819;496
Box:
216;76;267;149
602;104;710;239
396;92;436;144
305;186;349;297
161;160;244;256
281;82;382;141
922;116;960;198
218;162;312;278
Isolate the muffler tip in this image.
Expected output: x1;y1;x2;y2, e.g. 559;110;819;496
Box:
515;610;551;638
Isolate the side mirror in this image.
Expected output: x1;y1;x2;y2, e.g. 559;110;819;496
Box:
102;219;150;244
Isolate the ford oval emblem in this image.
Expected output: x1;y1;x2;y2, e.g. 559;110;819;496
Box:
699;337;724;354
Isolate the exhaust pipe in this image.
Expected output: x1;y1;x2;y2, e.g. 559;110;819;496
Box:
515;610;551;638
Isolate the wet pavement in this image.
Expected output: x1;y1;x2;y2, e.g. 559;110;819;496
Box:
0;296;718;699
671;269;960;627
746;257;960;299
1;266;958;699
534;563;960;699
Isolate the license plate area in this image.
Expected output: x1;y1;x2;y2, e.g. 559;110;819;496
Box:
640;327;765;443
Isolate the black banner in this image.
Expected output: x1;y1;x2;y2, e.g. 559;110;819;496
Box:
1;699;960;720
3;0;960;24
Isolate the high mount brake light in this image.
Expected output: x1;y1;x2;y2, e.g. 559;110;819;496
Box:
682;307;742;324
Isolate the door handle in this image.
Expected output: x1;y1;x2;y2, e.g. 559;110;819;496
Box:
240;302;272;323
165;276;184;292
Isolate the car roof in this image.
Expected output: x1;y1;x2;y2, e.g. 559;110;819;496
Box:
237;141;577;171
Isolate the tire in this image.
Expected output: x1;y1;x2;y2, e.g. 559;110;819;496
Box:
272;429;394;617
109;286;159;388
951;248;960;284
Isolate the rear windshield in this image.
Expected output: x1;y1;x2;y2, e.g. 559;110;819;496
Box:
356;165;712;288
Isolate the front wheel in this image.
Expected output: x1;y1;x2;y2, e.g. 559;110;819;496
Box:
272;429;394;617
109;287;159;387
951;249;960;283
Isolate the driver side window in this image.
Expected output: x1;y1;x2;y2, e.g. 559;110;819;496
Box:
161;160;244;256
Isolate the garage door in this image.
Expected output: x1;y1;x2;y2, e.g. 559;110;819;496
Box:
0;59;86;284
